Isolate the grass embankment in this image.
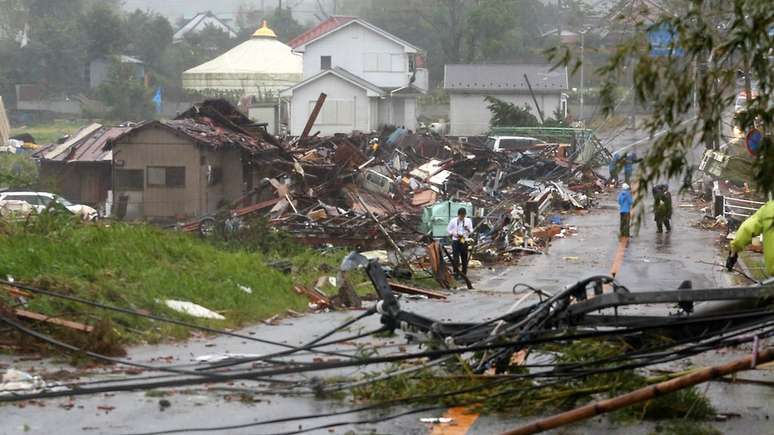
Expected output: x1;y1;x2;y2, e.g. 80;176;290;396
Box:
0;215;373;350
10;119;90;145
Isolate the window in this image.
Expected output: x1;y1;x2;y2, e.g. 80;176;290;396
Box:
309;100;354;126
207;166;223;186
408;54;416;72
391;54;404;72
364;53;395;72
116;169;144;191
147;166;185;188
321;56;331;70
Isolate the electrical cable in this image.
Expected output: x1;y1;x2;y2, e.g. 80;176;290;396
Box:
0;279;356;360
4;308;771;403
195;309;376;371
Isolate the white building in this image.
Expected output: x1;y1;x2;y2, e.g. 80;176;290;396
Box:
444;64;569;137
173;11;238;42
182;22;303;98
280;16;428;136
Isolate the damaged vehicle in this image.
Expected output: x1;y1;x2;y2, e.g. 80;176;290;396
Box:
0;191;98;220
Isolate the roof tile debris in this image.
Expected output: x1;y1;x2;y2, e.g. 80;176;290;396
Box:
106;99;281;155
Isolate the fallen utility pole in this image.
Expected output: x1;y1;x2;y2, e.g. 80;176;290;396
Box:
502;345;774;435
523;73;545;124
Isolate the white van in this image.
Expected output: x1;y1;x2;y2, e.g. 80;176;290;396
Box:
485;136;545;152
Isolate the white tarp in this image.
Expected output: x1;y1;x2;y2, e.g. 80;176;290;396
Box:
164;300;225;320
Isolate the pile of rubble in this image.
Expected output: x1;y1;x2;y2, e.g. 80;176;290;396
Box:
181;117;609;283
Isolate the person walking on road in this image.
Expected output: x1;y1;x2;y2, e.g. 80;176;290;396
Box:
618;183;633;238
447;207;473;278
624;152;637;184
608;152;621;186
726;200;774;277
653;184;672;233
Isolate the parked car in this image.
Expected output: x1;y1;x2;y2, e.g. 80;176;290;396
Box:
485;136;545;153
0;191;98;220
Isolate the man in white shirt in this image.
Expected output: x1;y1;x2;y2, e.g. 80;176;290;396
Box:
447;207;473;278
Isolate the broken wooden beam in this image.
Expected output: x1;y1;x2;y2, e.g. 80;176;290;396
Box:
292;285;331;308
14;309;93;333
388;282;447;300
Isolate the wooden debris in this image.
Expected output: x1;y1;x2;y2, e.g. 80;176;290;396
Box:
388;281;448;300
292;285;331;309
14;309;93;333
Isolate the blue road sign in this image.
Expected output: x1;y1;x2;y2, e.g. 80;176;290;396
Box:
746;128;763;156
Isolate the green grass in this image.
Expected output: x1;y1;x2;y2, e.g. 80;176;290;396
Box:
10;119;95;145
0;216;329;347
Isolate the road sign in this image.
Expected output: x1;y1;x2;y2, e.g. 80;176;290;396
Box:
745;128;763;156
648;24;684;57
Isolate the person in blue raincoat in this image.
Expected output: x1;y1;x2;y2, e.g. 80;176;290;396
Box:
618;183;633;238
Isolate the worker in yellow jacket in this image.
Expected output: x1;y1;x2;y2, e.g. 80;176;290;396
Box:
726;201;774;277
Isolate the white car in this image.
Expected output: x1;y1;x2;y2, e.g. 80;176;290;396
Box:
485;136;545;153
0;191;98;220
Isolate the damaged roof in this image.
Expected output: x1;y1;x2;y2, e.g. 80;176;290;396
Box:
444;64;568;93
37;123;133;163
107;100;281;155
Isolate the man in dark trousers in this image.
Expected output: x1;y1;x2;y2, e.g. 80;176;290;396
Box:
447;207;473;278
618;183;633;238
653;184;673;233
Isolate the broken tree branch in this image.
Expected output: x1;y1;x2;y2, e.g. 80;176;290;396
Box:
502;346;774;435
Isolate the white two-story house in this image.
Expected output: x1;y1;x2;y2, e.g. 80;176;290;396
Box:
280;16;428;136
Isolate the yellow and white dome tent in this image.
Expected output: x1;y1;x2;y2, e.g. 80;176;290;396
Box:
182;22;303;98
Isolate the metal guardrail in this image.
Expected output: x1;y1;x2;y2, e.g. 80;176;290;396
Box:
711;180;766;221
724;196;765;220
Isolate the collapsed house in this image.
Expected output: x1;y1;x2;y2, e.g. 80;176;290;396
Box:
105;100;282;221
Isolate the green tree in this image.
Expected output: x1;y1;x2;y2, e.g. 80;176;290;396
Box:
486;96;539;128
80;2;127;60
97;61;153;120
235;6;307;43
551;0;773;196
184;23;238;57
125;9;174;69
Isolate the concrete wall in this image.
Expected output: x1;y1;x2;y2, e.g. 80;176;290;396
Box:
449;92;562;136
289;74;370;135
303;22;410;89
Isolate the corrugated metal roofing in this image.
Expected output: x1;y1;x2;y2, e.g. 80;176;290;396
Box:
38;124;133;163
444;64;568;92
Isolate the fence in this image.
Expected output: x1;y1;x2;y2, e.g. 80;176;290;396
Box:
711;181;766;222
